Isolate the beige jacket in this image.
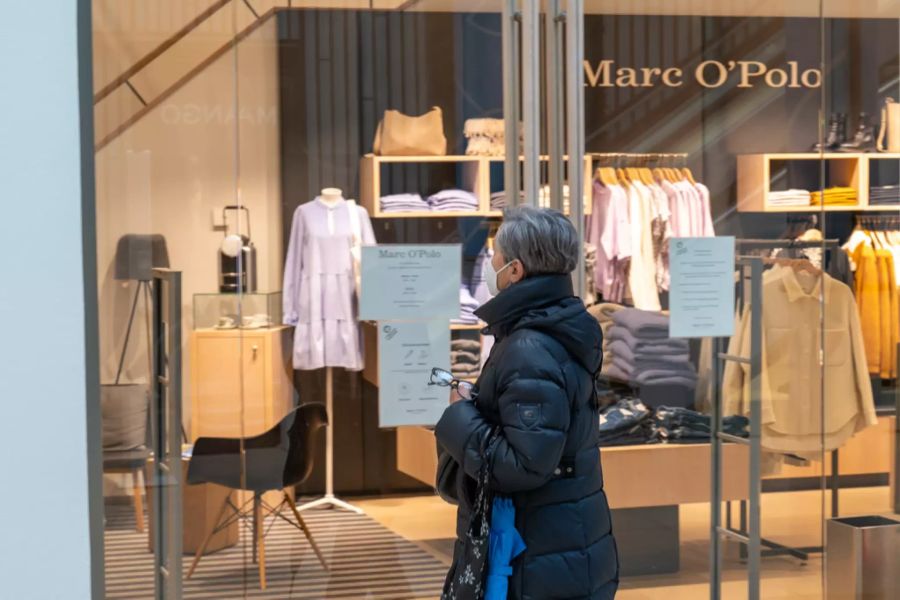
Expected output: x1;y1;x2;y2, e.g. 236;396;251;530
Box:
723;266;877;457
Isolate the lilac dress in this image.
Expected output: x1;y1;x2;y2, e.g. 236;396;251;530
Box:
282;197;376;371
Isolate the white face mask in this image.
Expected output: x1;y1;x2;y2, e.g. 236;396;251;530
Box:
486;260;514;296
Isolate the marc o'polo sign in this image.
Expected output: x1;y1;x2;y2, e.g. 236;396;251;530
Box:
584;60;822;89
359;244;462;321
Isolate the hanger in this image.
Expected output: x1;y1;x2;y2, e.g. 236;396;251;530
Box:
764;256;822;276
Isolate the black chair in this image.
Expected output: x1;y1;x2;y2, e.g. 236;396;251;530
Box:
185;403;329;588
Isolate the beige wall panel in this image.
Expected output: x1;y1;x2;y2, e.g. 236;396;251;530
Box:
92;0;224;92
93;85;144;144
95;19;283;437
129;3;258;102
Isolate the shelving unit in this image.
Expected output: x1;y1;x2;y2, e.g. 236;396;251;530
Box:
737;152;900;212
359;154;485;217
359;153;594;218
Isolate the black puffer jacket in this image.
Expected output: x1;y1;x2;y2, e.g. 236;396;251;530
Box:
436;274;618;600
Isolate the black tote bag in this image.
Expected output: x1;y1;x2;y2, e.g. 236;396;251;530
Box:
441;428;501;600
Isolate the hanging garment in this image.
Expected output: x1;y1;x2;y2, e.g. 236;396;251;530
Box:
283;197;376;371
723;265;877;458
694;181;716;237
626;181;661;310
588;181;632;302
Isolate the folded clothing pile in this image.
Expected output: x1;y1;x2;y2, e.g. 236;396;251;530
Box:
584;243;597;306
380;193;430;213
453;286;481;325
469;249;493;306
463;118;522;156
587;302;625;378
810;186;858;206
451;337;482;379
768;189;811;207
649;406;749;444
869;184;900;205
598;398;653;446
489;190;525;211
538;184;571;212
605;308;697;389
427;189;480;212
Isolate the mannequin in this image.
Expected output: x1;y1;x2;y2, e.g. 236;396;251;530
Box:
284;185;375;514
320;187;343;206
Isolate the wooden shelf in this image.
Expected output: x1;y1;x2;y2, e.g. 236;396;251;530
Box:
373;211;492;219
737;152;900;212
360;153;594;218
365;154;481;163
450;322;485;331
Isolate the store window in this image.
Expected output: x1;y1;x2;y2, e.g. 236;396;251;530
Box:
88;1;898;598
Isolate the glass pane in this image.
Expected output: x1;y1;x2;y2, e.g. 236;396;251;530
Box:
93;0;247;596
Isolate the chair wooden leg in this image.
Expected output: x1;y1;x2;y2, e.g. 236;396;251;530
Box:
186;496;231;579
255;494;267;590
132;469;144;533
284;492;329;570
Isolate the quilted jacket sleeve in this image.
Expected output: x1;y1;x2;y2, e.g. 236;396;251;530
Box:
435;334;571;494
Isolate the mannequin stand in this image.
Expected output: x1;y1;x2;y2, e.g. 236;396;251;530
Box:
296;367;363;514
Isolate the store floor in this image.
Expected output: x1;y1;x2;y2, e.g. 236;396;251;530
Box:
356;486;895;600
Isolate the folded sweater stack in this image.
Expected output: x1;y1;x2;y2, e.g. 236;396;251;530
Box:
605;308;697;389
427;189;479;212
810;186;858;206
380;193;430;213
451;337;481;379
587;302;625;377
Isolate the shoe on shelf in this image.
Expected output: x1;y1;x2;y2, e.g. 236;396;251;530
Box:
812;113;846;151
839;112;876;152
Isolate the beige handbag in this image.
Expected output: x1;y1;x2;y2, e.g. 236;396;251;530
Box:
373;107;447;156
877;97;900;152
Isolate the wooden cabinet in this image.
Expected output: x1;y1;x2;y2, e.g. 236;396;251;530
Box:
190;326;294;441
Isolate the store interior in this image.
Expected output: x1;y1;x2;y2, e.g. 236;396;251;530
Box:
92;1;899;598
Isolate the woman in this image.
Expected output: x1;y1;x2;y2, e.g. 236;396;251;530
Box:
436;206;619;599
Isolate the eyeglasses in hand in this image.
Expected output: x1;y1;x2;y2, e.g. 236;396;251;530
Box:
429;367;478;401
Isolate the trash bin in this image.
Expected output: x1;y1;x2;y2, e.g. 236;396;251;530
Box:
826;516;900;600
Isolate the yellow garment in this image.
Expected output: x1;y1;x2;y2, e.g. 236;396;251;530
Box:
875;250;898;379
810;186;858;206
723;266;877;456
851;243;882;375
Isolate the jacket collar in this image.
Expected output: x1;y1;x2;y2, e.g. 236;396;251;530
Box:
777;265;823;302
475;273;574;336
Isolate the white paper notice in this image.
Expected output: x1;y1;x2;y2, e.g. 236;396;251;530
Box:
359;245;461;321
669;236;735;338
377;321;451;427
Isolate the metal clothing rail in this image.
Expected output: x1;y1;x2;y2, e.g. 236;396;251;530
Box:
710;238;840;600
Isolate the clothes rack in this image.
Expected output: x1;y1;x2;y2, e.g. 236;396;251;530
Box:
711;238;843;600
850;214;900;513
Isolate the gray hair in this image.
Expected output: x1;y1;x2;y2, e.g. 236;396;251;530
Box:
495;206;579;275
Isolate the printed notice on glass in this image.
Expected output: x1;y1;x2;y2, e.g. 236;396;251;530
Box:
378;321;451;428
669;236;735;338
359;244;461;321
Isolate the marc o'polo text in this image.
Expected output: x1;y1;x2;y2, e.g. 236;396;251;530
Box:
584;60;822;89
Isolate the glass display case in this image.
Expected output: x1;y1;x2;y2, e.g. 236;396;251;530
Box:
192;291;282;330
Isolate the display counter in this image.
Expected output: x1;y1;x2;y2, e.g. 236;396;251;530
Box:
398;416;897;508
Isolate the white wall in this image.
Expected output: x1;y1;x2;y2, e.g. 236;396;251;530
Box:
0;2;98;599
94;16;283;457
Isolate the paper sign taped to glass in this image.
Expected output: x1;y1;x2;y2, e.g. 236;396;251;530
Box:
669;236;735;338
359;244;461;321
378;320;451;428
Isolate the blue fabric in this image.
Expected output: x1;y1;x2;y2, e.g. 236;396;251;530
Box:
485;497;526;600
